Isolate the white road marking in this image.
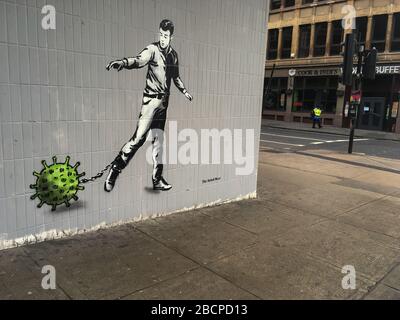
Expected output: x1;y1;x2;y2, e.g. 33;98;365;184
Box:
352;139;370;142
260;139;305;147
259;146;275;150
261;131;370;148
325;139;369;143
261;132;327;142
311;139;369;145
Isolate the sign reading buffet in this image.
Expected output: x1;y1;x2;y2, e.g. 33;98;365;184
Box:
289;65;400;77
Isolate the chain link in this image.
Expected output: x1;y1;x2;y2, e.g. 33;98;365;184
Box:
80;163;112;184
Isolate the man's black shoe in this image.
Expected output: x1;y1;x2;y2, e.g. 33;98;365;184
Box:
104;165;121;192
153;177;172;191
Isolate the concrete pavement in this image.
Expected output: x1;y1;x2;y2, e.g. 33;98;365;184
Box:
262;119;400;142
1;148;400;299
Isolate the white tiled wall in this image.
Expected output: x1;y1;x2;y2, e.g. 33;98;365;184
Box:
0;0;268;248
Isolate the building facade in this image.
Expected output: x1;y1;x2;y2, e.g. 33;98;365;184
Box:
0;0;268;249
264;0;400;132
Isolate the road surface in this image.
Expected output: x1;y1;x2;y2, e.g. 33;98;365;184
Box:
260;126;400;160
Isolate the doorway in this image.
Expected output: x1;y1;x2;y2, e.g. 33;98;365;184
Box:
357;97;386;131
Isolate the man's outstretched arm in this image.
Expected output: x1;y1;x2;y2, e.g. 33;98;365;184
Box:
106;46;154;71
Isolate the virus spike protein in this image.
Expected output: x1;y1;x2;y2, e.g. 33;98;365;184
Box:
30;156;86;211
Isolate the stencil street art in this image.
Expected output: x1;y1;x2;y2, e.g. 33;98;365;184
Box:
30;19;193;211
30;157;85;211
104;19;193;193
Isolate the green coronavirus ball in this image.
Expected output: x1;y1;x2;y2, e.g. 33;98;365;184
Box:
30;156;85;211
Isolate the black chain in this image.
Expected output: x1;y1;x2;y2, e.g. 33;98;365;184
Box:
80;163;112;184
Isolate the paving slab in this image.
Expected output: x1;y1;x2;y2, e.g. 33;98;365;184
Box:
257;178;302;201
0;247;69;300
201;199;322;239
270;183;383;218
342;172;400;200
207;243;372;300
273;220;400;282
261;152;371;179
124;267;258;300
364;284;400;300
304;150;400;172
256;161;343;204
333;179;399;196
337;196;400;239
258;162;341;188
382;264;400;290
135;210;258;266
24;225;198;299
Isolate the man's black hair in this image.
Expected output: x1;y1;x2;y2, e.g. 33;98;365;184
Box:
160;19;174;36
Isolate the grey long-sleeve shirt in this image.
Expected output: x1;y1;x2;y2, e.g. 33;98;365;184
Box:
126;42;187;96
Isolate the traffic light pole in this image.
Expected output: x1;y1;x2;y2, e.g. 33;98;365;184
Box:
348;44;364;154
342;30;376;154
348;115;356;153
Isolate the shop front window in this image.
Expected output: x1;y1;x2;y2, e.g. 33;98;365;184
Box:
263;78;288;111
371;15;388;52
292;76;338;113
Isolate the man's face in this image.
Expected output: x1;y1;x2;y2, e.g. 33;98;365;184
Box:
159;28;172;49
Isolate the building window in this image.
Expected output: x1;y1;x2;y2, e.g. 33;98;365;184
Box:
292;77;338;113
263;78;288;111
270;0;281;10
371;14;388;52
281;27;293;59
284;0;295;7
330;20;343;55
391;13;400;52
302;0;313;4
298;24;311;58
313;22;327;56
355;16;368;48
267;29;279;60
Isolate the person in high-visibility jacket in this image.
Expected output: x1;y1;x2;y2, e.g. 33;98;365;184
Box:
311;106;322;129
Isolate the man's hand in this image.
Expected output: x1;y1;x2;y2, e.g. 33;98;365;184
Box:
184;92;193;101
106;59;126;72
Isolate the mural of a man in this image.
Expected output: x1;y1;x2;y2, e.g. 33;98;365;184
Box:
104;19;193;192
